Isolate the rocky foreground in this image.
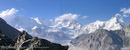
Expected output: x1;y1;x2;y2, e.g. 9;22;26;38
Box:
0;30;68;50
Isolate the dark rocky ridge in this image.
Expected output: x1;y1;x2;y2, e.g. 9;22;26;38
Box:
0;18;20;40
0;29;15;50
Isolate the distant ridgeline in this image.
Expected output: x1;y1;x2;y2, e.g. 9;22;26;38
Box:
0;18;69;50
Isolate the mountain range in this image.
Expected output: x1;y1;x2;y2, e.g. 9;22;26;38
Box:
0;14;126;45
0;12;130;50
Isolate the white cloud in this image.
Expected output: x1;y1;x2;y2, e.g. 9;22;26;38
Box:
82;16;88;19
114;8;130;18
114;13;121;17
0;8;18;24
119;8;130;17
55;13;79;21
123;14;129;17
0;8;18;17
120;8;130;14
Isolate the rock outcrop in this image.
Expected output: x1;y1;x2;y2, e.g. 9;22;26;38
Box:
0;30;69;50
121;24;130;50
70;24;130;50
15;31;69;50
70;29;123;50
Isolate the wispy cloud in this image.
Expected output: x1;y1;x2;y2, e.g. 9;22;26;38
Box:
120;8;130;14
115;13;121;17
114;8;130;18
55;13;79;21
120;8;130;17
82;16;88;19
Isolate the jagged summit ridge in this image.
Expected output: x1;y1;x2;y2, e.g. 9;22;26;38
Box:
82;17;125;34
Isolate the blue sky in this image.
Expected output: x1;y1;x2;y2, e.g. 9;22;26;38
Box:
0;0;130;25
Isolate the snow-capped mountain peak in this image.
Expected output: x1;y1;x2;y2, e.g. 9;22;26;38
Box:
31;17;42;25
82;20;105;33
107;17;121;23
82;17;125;34
32;26;38;30
104;17;125;30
